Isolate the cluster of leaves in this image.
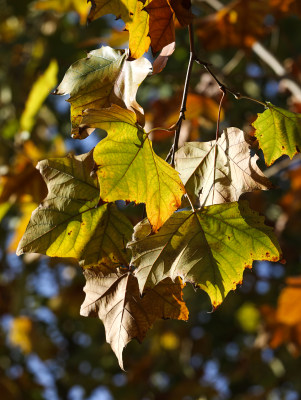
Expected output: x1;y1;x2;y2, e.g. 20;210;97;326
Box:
11;0;301;370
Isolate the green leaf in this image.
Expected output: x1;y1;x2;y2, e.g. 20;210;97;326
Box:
17;152;132;267
20;59;58;133
80;265;188;369
252;103;301;166
175;127;271;207
55;46;151;138
82;106;185;232
128;201;282;308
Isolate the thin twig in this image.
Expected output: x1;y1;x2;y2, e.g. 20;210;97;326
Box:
199;0;301;101
170;24;195;167
166;20;271;166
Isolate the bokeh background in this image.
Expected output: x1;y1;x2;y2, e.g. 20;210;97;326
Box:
1;0;301;399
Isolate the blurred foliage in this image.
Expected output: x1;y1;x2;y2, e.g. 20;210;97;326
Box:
1;0;301;399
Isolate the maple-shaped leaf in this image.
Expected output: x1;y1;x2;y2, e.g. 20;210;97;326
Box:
196;0;269;50
175;127;271;207
88;0;151;59
129;201;281;308
82;105;185;232
80;265;188;369
34;0;91;24
252;103;301;166
145;0;175;54
54;46;151;138
17;152;132;267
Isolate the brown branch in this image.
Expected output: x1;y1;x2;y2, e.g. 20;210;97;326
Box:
167;24;196;167
166;23;268;167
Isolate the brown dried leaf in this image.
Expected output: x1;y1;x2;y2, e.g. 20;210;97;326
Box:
145;0;175;54
80;265;188;369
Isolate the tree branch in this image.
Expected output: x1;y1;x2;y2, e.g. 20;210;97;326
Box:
199;0;301;101
168;24;195;167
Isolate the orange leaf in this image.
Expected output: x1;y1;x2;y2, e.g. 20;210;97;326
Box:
197;0;270;50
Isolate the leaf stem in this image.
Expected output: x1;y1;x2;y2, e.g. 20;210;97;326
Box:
185;193;196;212
211;91;225;205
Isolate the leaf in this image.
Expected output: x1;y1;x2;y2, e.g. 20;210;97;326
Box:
175;127;271;207
20;59;58;133
16;152;133;267
34;0;91;24
169;0;194;26
145;0;175;54
9;317;32;354
152;42;175;75
88;0;151;59
196;0;269;50
270;0;301;18
0;147;48;205
276;276;301;326
54;46;151;138
261;277;301;354
9;201;38;252
129;201;282;308
252;103;301;166
147;93;223;142
80;265;188;369
0;202;11;223
82;106;185;232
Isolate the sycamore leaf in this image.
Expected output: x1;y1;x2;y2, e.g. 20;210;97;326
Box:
145;0;175;54
169;0;194;26
252;103;301;166
16;152;132;267
34;0;91;24
54;46;151;138
82;106;185;232
80;265;188;369
175;127;271;207
88;0;151;59
129;201;281;308
196;0;269;50
20;59;58;133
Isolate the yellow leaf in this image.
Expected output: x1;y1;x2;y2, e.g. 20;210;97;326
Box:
20;59;58;133
88;0;151;59
34;0;90;24
9;317;32;354
9;201;38;252
83;106;185;232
